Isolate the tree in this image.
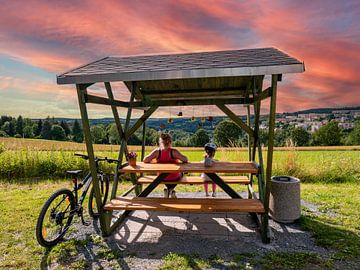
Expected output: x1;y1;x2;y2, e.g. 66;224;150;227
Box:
128;134;142;145
214;120;245;147
51;125;66;141
60;121;71;137
259;129;269;146
23;125;34;138
312;121;342;146
7;119;16;136
34;120;42;137
188;129;209;147
290;127;310;146
16;115;24;137
41;120;52;140
108;124;120;144
144;128;159;146
72;120;83;143
1;121;11;136
1;116;12;126
0;130;8;137
345;121;360;145
90;125;107;144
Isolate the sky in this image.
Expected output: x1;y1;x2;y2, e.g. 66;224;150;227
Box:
0;0;359;118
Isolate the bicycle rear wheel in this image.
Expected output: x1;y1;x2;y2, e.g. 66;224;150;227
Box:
88;175;109;218
36;188;75;247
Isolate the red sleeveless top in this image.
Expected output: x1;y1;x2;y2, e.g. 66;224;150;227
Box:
156;148;182;181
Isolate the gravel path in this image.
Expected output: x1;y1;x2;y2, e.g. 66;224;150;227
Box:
52;192;343;269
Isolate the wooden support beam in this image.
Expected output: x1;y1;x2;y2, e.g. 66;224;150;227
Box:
141;110;146;161
253;87;272;102
246;105;251;161
216;103;254;137
141;86;247;95
85;93;132;107
84;94;254;109
142;97;253;107
261;74;279;244
124;81;143;100
144;89;246;99
126;106;158;139
104;82;129;200
76;84;109;235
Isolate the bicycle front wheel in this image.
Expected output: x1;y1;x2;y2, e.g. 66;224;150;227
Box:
88;175;109;218
36;188;75;247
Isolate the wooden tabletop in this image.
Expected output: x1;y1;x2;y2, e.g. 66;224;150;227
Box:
119;161;258;174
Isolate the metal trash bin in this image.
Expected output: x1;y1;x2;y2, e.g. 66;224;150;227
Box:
269;176;301;223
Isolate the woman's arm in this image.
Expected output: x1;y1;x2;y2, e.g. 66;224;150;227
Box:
143;149;159;163
172;149;188;163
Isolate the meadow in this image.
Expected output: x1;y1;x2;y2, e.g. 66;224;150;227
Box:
0;137;359;269
0;137;359;183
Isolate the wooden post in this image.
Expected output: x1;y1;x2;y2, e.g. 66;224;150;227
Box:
246;105;251;161
261;74;278;243
104;82;128;200
141;111;146;161
121;83;139;195
76;84;109;235
246;105;253;199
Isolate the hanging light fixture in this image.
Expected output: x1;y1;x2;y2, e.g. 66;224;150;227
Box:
167;107;173;123
177;106;183;117
191;106;196;121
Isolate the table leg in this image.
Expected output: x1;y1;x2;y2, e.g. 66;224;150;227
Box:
107;173;169;235
138;173;170;197
205;173;243;199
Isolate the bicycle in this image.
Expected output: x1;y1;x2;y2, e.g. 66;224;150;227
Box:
35;153;118;247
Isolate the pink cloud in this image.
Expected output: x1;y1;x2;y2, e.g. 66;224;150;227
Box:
0;0;359;117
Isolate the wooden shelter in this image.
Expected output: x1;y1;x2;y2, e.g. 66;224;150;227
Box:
57;47;305;243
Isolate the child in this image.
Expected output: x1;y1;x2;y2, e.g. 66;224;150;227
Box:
201;142;218;197
143;133;188;198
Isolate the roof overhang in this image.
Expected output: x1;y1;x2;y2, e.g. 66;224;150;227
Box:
57;47;305;85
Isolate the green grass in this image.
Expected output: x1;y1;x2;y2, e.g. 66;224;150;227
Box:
159;251;334;270
0;181;359;269
300;183;360;259
0;181;130;269
1;148;359;183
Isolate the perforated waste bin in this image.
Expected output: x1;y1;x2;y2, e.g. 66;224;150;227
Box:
269;176;301;223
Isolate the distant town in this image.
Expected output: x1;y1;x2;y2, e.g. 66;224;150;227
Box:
265;107;360;133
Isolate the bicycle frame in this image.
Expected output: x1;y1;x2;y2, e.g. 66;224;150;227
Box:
73;172;93;207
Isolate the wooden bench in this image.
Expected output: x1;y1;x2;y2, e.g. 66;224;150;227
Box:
104;197;264;213
137;175;250;185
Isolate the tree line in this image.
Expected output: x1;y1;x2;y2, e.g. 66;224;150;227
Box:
1;115;359;147
0;116;84;142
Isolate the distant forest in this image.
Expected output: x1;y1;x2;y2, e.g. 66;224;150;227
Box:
1;106;360;147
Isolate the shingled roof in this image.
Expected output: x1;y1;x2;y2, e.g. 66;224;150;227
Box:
57;47;304;85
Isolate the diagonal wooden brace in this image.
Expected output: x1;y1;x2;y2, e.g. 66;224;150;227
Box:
216;103;254;137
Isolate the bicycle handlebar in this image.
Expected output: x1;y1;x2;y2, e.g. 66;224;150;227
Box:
74;153;118;164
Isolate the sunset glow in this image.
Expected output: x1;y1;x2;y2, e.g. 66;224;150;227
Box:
1;0;359;118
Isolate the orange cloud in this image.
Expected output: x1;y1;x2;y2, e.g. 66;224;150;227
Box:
0;0;359;117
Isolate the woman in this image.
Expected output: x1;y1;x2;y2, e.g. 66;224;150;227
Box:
143;133;188;198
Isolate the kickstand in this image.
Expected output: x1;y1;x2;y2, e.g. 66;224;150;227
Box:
79;208;90;226
81;213;90;226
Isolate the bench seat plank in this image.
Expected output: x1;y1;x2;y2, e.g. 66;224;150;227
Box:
104;197;264;213
137;175;250;185
120;162;258;174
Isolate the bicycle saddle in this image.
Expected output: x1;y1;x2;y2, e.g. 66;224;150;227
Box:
66;170;82;176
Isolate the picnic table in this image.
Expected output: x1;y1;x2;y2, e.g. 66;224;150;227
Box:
104;161;264;213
